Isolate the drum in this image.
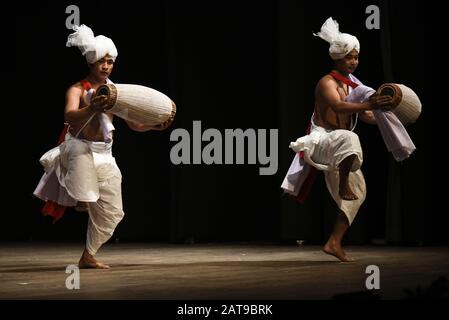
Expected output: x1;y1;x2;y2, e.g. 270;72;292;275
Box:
376;83;422;125
96;83;176;128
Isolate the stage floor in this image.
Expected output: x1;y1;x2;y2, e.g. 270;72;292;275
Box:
1;242;448;299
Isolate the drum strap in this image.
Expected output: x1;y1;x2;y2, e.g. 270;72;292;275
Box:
75;80;97;138
328;71;359;131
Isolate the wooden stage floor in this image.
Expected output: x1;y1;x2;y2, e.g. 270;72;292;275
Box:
1;242;448;300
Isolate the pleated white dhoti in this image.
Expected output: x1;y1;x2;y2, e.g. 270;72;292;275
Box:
289;124;366;225
35;133;124;255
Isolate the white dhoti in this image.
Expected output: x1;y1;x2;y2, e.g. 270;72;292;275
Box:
34;133;124;255
85;170;123;256
288;125;366;225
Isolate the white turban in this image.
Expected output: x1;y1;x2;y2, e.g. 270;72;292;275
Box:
313;17;360;60
66;24;118;64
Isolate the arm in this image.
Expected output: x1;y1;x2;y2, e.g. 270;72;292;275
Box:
318;77;392;114
125;120;157;132
64;86;94;126
125;109;175;132
64;86;108;126
125;120;172;132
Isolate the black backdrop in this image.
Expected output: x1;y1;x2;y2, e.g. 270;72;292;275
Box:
7;0;439;245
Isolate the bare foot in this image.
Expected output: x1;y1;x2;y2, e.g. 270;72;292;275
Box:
78;251;110;269
339;182;358;201
323;240;354;262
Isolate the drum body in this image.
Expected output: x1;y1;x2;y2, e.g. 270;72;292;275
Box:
376;83;421;125
97;83;176;127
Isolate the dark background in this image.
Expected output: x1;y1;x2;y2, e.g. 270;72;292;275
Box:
7;0;439;246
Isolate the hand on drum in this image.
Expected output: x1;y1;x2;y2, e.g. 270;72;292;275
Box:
153;100;177;130
126;119;172;132
369;93;393;111
89;94;109;113
151;118;172;131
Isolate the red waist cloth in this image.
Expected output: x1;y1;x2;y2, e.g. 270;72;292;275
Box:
293;123;316;204
41;125;69;223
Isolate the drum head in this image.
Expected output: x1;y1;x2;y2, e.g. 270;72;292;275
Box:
96;84;117;111
377;83;403;108
97;85;110;97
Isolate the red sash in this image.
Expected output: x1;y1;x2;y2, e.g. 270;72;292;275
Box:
328;71;359;89
80;79;92;91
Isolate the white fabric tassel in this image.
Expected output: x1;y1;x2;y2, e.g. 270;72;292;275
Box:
313;17;340;43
